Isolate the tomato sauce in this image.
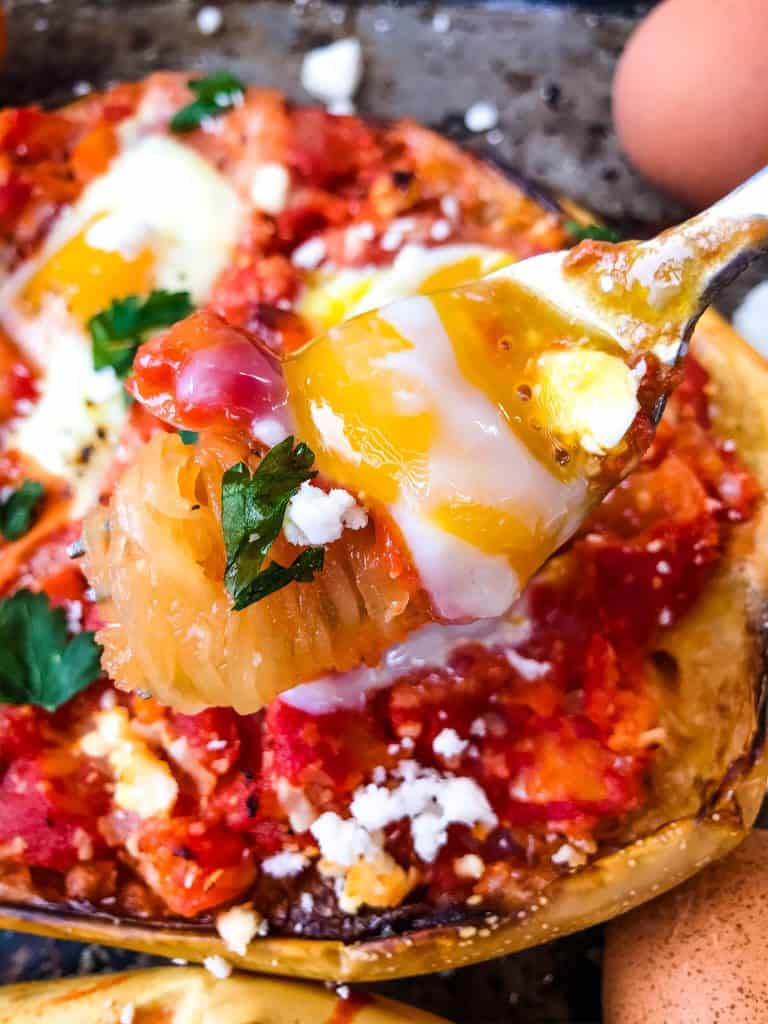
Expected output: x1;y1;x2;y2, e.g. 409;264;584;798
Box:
0;357;756;923
0;79;759;928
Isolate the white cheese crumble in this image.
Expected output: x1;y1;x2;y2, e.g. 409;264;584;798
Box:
551;843;588;869
430;219;452;242
119;1005;135;1024
454;853;485;880
251;416;290;448
80;709;178;818
300;38;363;110
261;851;309;878
216;904;266;955
347;761;497;863
203;954;233;979
196;4;223;35
464;101;499;133
432;728;468;760
249;162;291;216
310;813;380;867
291;237;327;270
283;480;368;546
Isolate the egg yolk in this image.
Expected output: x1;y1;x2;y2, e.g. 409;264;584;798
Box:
286;314;436;505
22;223;154;323
287;266;641;573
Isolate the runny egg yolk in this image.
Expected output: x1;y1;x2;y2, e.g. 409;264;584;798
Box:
21;220;154;323
298;245;515;333
286;256;642;619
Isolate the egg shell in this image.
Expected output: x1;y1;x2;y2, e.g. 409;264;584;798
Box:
613;0;768;209
603;829;768;1023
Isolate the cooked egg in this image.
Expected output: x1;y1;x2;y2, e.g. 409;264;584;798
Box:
603;831;768;1024
299;243;514;332
289;246;641;619
1;134;242;515
614;0;768;209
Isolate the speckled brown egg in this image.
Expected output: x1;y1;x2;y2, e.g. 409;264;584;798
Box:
613;0;768;210
603;830;768;1023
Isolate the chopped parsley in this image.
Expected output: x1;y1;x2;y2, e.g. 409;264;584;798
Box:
0;480;44;541
170;71;246;133
565;219;622;244
221;436;325;610
0;589;102;711
179;429;199;446
88;290;194;378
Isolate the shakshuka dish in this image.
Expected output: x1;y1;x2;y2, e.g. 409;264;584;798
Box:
0;71;766;982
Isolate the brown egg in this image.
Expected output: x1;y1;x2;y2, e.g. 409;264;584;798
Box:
613;0;768;210
603;830;768;1023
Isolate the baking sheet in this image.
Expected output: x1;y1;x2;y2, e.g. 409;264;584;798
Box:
0;2;764;1020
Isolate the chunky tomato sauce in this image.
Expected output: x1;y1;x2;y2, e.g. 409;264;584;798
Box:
0;77;760;931
0;358;757;925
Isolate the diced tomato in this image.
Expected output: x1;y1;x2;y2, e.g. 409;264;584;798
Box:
0;706;46;764
0;756;106;870
167;707;242;780
70;120;118;184
264;700;393;808
286;110;385;189
135;818;256;917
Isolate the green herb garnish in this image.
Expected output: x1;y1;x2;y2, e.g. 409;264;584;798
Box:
170;71;246;133
565;219;622;244
0;589;102;711
221;436;325;610
0;480;44;541
179;430;200;446
88;290;194;378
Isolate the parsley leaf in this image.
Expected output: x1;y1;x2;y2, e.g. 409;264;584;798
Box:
0;589;102;711
221;436;325;610
179;429;199;446
88;290;194;378
565;219;622;244
170;71;246;133
0;480;44;541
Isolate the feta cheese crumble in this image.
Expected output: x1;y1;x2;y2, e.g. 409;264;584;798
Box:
310;813;380;867
216;904;266;955
249;162;291;216
330;761;498;864
283;481;367;546
551;843;588;869
261;851;309;878
464;101;499;134
432;728;468;760
454;853;485;880
196;5;223;35
291;236;327;270
300;38;363;111
203;954;233;979
80;709;178;818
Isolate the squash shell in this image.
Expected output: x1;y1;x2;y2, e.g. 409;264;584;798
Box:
0;108;766;980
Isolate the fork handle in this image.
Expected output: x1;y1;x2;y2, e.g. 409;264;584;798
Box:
704;164;768;223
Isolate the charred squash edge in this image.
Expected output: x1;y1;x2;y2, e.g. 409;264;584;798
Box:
0;140;766;981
